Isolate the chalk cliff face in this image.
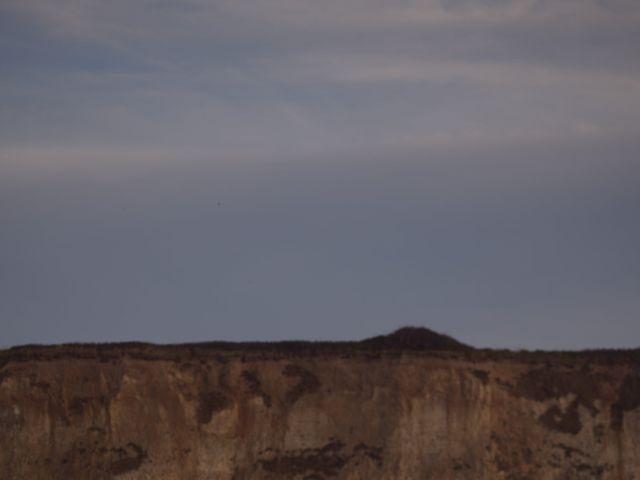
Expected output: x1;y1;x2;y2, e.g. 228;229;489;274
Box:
1;329;639;479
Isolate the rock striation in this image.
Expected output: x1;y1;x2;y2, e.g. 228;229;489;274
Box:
1;328;639;479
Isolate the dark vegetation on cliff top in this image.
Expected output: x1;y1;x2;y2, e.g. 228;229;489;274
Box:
360;327;469;351
3;327;466;355
1;327;638;365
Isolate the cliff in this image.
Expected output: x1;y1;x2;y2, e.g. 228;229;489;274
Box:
1;328;639;479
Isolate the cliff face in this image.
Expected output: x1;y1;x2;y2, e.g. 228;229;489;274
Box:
1;333;639;479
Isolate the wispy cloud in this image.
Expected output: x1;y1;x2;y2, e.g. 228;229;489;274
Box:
2;0;639;156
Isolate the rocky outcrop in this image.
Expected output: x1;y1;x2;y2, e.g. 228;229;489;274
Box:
1;328;639;479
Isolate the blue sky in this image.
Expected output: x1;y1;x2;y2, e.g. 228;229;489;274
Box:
1;0;639;348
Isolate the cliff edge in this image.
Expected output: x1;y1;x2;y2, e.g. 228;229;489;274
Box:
1;328;639;479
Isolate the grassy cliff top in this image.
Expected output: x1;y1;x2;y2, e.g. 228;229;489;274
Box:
1;327;638;366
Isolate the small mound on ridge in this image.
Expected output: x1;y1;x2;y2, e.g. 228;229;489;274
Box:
361;327;471;351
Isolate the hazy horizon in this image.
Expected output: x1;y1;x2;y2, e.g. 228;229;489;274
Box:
1;0;639;350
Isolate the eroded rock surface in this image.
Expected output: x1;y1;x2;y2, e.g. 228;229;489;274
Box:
1;329;639;479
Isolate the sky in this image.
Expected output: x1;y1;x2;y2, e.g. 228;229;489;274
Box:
1;0;639;349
